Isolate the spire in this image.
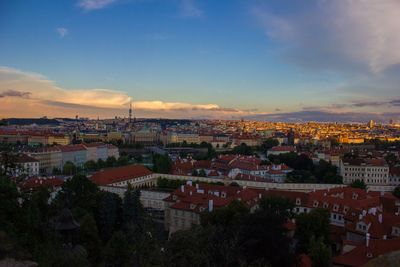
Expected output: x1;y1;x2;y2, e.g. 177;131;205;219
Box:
129;99;132;123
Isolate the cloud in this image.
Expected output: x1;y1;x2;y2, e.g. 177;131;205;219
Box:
179;0;203;18
0;89;31;98
78;0;116;11
0;66;253;119
56;27;69;38
253;0;400;74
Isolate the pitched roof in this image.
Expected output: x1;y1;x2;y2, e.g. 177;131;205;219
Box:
333;238;400;267
90;164;153;186
20;176;64;190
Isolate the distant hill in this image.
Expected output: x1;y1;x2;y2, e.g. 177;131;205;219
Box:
4;118;60;126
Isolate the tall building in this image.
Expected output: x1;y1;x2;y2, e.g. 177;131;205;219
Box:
129;100;132;124
368;119;375;128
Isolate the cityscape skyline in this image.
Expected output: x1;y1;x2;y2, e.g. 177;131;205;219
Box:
1;0;400;122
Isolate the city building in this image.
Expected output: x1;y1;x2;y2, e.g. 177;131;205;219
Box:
12;154;40;177
28;147;62;174
58;144;87;167
163;182;260;234
267;146;296;156
90;164;154;188
340;158;389;185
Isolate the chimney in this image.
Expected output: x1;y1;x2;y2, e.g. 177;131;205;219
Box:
378;214;383;223
181;185;185;192
208;199;213;212
366;233;370;247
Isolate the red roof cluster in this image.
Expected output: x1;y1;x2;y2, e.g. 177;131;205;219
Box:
164;183;259;214
20;176;64;191
90;164;153;186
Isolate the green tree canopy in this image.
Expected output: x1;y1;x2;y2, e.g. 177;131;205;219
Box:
350;179;367;189
295;208;330;252
63;161;77;175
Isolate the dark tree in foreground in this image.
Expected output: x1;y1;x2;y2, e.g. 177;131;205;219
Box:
103;231;133;267
309;235;331;267
295;208;330;252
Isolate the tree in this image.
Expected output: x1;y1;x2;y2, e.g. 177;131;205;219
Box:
163;227;209;267
0;151;17;176
80;213;102;265
191;169;198;176
237;207;294;267
153;154;172;174
350;179;367;189
385;153;398;166
84;160;97;171
117;155;130;166
106;156;117;167
97;158;106;169
233;143;253;155
63;161;77;175
259;196;294;224
198;169;207;177
309;236;331;267
122;185;144;226
56;174;99;215
96;191;122;242
393;186;400;198
52;167;61;175
261;138;279;152
0;176;20;233
103;231;133;267
295;208;330;252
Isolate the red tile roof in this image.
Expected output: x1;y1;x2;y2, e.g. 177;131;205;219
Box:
57;144;86;152
333;238;400;267
90;164;153;186
20;176;64;190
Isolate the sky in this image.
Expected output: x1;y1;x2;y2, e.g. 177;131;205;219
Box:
0;0;400;122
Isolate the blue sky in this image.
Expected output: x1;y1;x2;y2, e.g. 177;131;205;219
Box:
1;0;400;121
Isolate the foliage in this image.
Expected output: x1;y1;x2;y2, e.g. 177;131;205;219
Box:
261;138;279;152
79;213;102;265
63;161;77;175
84;160;98;171
117;155;130;166
259;196;294;224
0;176;20;233
153;154;172;174
56;174;99;215
123;185;144;226
103;231;133;267
198;169;207;177
393;186;400;198
385;152;398;166
106;156;117;167
350;179;367;189
233;143;254;155
295;208;330;252
95;191;122;242
309;235;331;267
163;227;209;267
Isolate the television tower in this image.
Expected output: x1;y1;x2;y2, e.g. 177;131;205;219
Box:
129;100;132;124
